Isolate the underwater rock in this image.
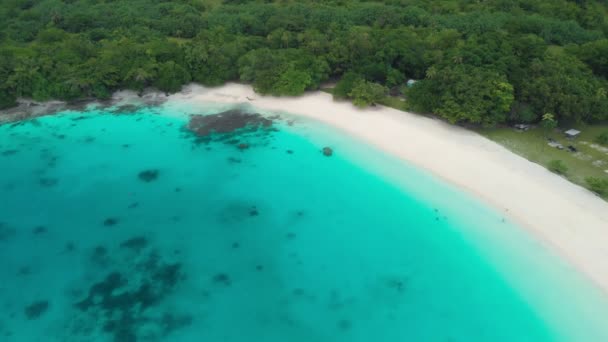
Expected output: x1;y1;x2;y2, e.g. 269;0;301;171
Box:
64;241;76;252
32;226;47;235
128;202;139;209
152;263;183;288
24;300;49;320
387;277;407;293
237;143;250;150
103;218;119;227
227;157;242;164
255;265;264;272
286;149;294;154
75;272;127;311
187;109;273;137
160;313;193;336
212;273;231;286
0;224;17;241
17;266;31;276
90;245;109;265
39;178;58;187
120;236;148;252
47;156;58;168
138;169;159;182
1;149;18;156
94;245;107;255
286;232;296;240
337;319;352;331
322;147;333;156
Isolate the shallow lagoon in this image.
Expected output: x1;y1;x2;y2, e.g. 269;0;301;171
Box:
1;102;607;341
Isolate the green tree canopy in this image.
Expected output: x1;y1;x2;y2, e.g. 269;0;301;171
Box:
348;80;387;108
409;65;514;125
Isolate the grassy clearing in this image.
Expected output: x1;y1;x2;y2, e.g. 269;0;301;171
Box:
478;124;608;199
320;87;410;112
378;96;409;112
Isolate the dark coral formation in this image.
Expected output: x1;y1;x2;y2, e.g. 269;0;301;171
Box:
0;223;17;242
186;109;277;149
74;250;184;342
387;277;408;293
212;273;231;286
337;319;352;332
138;169;159;182
120;236;148;252
32;226;47;235
39;177;58;187
24;300;49;320
90;245;109;266
1;149;18;156
322;147;333;156
103;218;119;227
17;266;31;276
160;313;193;335
64;241;76;252
187;110;272;137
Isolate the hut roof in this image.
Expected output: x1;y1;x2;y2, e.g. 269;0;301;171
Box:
564;129;581;137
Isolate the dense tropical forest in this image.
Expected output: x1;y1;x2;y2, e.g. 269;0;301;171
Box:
1;0;608;126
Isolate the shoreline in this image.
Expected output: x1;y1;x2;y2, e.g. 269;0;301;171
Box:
170;83;608;295
3;83;608;295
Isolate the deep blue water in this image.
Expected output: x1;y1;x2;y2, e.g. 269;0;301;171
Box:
1;102;607;341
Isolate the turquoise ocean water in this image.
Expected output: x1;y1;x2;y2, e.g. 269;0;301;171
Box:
1;101;608;341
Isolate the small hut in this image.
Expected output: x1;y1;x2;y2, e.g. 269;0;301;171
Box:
564;129;581;139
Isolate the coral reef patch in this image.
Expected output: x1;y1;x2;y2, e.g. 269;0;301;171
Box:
138;169;159;182
72;246;187;341
186;109;277;149
24;301;49;320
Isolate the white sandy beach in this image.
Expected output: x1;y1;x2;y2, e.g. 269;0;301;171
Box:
169;83;608;294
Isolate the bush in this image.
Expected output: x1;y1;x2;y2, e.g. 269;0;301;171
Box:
585;177;608;196
333;72;364;100
596;131;608;146
348;80;387;107
548;160;568;175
